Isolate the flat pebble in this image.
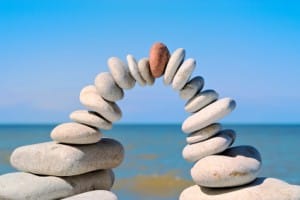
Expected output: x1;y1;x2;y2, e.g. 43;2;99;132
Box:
10;138;124;176
183;129;235;162
191;145;262;188
70;110;112;130
0;170;114;200
51;122;102;144
182;98;236;133
179;76;204;100
127;54;146;86
149;42;170;78
172;58;196;90
164;48;185;85
94;72;124;101
108;57;135;89
138;58;155;85
186;123;222;144
185;90;218;113
80;85;122;122
62;190;118;200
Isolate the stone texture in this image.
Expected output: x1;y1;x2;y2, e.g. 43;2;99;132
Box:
183;129;235;162
172;58;196;90
50;122;102;144
127;54;146;86
191;146;262;188
186;123;222;144
70;110;112;130
138;58;155;85
108;57;135;89
180;178;300;200
10;138;124;176
179;76;204;101
185;90;218;113
182;98;236;133
94;72;124;102
0;170;114;200
164;48;185;85
149;42;170;78
62;190;118;200
80;85;122;122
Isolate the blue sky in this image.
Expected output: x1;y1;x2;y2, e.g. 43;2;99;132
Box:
0;0;299;124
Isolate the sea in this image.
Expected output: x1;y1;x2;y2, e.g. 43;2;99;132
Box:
0;124;299;200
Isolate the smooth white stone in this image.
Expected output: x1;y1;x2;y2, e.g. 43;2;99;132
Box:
94;72;124;101
182;98;236;133
163;48;185;85
191;146;262;188
0;170;114;200
138;58;155;85
179;76;204;100
10;139;124;176
183;129;235;162
70;110;112;130
185;90;219;113
62;190;118;200
179;178;300;200
172;58;196;90
108;57;135;89
186;123;222;144
80;85;122;122
127;54;147;86
51;122;102;144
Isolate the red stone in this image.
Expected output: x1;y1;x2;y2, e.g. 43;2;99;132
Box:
149;42;170;78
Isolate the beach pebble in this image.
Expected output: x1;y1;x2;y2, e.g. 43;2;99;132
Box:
183;129;235;162
108;57;135;89
0;170;114;200
94;72;124;101
70;110;112;130
62;190;118;200
149;42;170;78
191;145;262;188
186;123;222;144
10;138;124;176
80;85;122;122
164;48;185;85
179;177;300;200
50;122;102;144
185;90;219;113
179;76;204;101
138;58;155;85
127;54;146;86
182;98;236;133
172;58;196;90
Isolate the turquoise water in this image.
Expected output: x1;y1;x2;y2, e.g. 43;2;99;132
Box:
0;124;300;199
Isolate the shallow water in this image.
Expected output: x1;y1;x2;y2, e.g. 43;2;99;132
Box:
0;124;299;199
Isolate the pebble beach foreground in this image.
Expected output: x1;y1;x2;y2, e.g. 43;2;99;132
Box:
0;42;299;199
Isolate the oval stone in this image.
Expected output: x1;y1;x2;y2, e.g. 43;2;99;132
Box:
62;190;118;200
191;145;262;188
51;122;102;144
80;85;122;122
10;138;124;176
149;42;170;78
179;76;204;101
185;90;219;113
70;110;112;130
108;57;135;89
186;123;222;144
127;54;146;86
182;98;236;133
164;48;185;85
94;72;124;102
183;129;236;162
138;58;155;85
172;58;196;90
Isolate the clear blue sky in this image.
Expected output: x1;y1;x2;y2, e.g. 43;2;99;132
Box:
0;0;299;124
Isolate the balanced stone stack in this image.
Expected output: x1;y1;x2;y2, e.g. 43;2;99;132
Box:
0;42;299;200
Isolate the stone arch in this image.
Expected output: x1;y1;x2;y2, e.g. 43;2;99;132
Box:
3;42;300;200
